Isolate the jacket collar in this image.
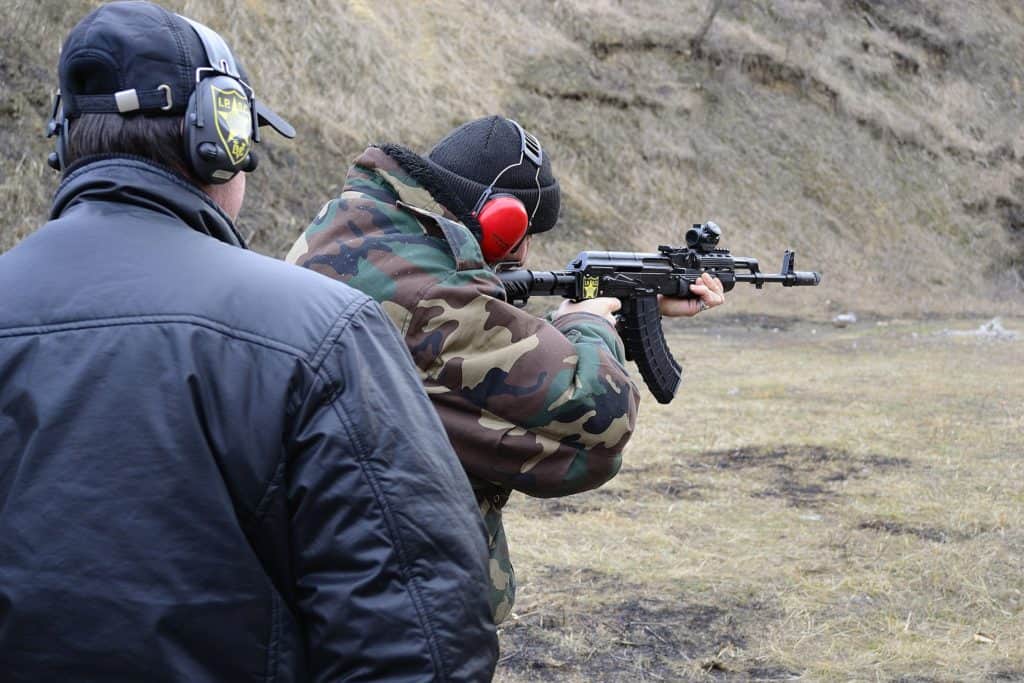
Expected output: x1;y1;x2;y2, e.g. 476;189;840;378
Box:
356;145;484;238
50;156;246;248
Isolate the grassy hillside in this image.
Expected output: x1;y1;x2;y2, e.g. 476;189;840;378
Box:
2;0;1023;317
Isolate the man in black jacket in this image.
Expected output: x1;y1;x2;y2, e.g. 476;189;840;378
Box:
0;3;497;681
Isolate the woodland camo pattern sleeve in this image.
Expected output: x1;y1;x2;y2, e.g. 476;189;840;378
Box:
286;146;640;499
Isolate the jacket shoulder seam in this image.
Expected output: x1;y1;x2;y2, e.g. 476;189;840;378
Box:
305;299;451;678
246;298;377;523
306;296;375;373
0;315;307;357
321;378;450;680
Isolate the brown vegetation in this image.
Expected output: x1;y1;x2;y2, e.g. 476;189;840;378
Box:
2;0;1023;316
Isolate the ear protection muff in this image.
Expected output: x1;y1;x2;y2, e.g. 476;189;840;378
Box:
181;17;259;185
46;92;69;172
183;73;257;183
473;119;544;263
477;194;529;262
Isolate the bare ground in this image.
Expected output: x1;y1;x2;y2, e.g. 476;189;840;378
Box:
496;316;1024;682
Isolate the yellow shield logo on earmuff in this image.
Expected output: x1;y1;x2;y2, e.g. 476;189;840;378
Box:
582;275;600;300
212;86;253;166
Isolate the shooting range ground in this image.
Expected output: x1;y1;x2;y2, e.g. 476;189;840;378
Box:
498;315;1024;682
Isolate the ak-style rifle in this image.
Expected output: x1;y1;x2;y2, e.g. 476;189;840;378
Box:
498;222;821;403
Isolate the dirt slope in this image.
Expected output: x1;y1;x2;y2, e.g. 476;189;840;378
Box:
2;0;1022;316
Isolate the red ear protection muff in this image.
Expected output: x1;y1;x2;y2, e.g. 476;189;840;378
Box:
472;119;544;264
477;194;529;262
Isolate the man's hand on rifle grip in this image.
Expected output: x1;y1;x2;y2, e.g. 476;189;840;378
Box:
553;297;622;327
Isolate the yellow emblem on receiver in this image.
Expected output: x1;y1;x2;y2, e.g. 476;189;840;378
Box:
582;275;600;300
212;86;252;166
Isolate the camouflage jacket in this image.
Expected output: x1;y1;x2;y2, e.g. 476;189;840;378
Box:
286;145;640;620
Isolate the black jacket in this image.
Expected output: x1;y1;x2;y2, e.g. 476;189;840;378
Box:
0;157;497;682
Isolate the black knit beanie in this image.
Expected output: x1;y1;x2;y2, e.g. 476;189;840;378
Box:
425;116;561;234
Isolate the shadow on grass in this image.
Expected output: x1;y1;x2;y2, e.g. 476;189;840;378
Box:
690;444;910;508
527;445;912;516
499;571;799;681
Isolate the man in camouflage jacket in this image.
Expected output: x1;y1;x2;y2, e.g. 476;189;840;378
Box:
286;116;725;622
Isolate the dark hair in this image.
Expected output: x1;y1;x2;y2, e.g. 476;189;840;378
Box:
66;113;194;180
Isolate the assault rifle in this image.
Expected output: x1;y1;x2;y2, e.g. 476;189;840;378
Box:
498;222;821;404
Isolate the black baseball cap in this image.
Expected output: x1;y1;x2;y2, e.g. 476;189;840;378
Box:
56;1;294;138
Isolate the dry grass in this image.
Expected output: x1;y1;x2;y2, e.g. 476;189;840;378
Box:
2;1;1023;315
497;315;1024;681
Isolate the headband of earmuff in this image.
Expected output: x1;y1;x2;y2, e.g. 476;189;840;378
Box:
473;120;543;263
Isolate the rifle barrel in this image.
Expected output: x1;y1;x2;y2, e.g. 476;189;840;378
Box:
499;269;577;300
735;271;821;286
